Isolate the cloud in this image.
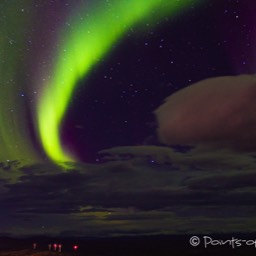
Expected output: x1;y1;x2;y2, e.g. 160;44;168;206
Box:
2;146;256;236
3;149;256;213
185;172;256;190
154;74;256;150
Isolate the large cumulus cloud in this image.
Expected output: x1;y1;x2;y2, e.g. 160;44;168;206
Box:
155;74;256;150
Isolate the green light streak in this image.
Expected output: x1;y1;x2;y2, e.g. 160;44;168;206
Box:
0;1;40;164
37;0;199;163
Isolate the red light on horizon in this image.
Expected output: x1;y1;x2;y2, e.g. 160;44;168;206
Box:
73;245;79;251
53;243;58;251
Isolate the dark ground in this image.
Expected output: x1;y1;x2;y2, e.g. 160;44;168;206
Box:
1;234;256;256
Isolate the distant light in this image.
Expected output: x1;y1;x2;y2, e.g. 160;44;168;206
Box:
73;245;79;251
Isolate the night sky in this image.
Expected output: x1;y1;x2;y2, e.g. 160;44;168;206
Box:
1;0;256;237
62;0;256;162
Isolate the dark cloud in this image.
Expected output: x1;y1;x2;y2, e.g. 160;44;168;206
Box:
1;149;256;211
2;146;256;235
185;172;256;190
155;74;256;150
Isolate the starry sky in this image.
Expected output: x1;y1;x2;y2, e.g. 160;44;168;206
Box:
1;0;256;237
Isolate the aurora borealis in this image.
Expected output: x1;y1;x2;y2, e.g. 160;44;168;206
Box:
0;0;198;165
0;1;40;164
2;0;256;242
38;0;198;163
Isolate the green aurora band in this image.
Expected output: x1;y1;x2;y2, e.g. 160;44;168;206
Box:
0;1;40;164
37;0;199;164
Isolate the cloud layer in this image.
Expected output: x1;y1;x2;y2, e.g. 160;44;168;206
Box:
155;75;256;150
2;146;256;236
